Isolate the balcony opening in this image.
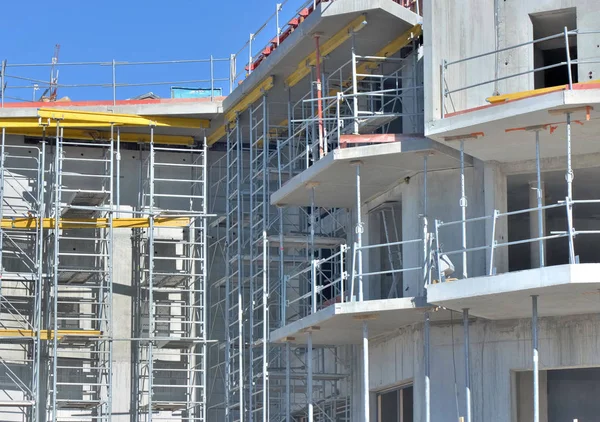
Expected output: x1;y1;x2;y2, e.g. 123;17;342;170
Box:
530;8;578;89
515;367;600;422
377;383;413;422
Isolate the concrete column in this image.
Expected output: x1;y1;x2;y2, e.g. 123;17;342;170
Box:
529;181;546;268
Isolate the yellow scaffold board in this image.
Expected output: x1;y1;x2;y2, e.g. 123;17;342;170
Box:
285;14;368;88
0;329;102;340
1;217;191;230
5;128;195;145
37;109;210;129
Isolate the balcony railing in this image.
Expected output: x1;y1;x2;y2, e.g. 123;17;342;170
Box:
440;28;600;117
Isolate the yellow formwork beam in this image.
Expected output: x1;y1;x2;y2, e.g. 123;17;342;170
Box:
0;329;102;340
286;14;367;88
224;77;275;124
1;217;191;230
5;128;194;146
0;118;113;129
207;125;227;146
37;108;210;129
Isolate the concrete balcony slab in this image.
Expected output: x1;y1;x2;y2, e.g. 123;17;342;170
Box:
426;86;600;163
270;296;449;345
427;263;600;320
271;136;466;208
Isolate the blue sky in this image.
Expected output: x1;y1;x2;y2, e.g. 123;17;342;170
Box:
0;0;307;101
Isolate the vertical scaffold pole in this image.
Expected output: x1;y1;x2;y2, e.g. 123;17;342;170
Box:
535;130;544;267
424;311;431;422
352;161;364;301
460;140;468;278
0;128;5;292
362;320;370;422
532;295;539;422
148;126;155;422
285;342;291;422
463;308;471;422
314;35;324;158
351;33;359;135
565;112;576;263
307;331;314;422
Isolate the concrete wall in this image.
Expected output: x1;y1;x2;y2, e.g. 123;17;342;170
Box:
424;0;600;121
366;313;600;422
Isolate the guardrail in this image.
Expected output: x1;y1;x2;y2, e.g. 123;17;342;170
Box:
284;244;348;324
440;28;600;117
433;197;600;282
0;57;232;107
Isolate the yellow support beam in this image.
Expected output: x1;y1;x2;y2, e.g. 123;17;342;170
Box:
37;108;210;129
286;14;367;88
5;128;194;146
1;217;191;230
356;24;422;74
0;118;114;129
0;329;102;340
224;76;275;124
207;125;227;146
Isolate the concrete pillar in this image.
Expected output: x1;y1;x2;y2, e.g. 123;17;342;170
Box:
529;181;546;268
484;162;508;274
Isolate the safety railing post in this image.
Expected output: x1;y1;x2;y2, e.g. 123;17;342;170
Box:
434;219;442;283
210;55;215;101
489;210;498;276
566;198;576;264
440;60;446;119
340;245;346;303
112;59;117;106
276;3;282;46
422;217;429;288
564;27;573;90
311;259;318;314
1;59;5;108
336;92;342;149
230;54;236;93
249;33;254;75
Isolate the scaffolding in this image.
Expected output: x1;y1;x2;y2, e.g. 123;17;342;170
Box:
0;109;210;422
134;139;208;420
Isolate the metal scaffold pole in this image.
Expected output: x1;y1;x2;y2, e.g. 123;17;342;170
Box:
532;295;539;422
535;130;544;268
460;140;468;278
463;309;471;422
565;112;575;263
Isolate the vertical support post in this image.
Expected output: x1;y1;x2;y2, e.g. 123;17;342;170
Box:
565;112;575;263
307;331;314;422
434;220;442;283
463;309;471;422
148;127;155;422
362;321;370;422
202;137;209;421
352;161;364;301
424;311;431;422
262;231;268;422
336;92;342;148
351;33;359;135
52;122;62;421
230;54;236;93
489;210;498;275
564;27;573;90
1;59;6;108
249;33;254;75
535;130;544;267
0;128;5;291
210;55;215;101
310;185;317;313
532;295;539;422
440;61;446;119
116;127;121;217
285;342;291;422
276;4;282;46
460;140;468;278
112;59;117;106
314;35;325;158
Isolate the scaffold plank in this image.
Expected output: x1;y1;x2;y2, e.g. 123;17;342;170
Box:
0;329;102;340
1;217;191;229
4;128;194;145
37;108;210;128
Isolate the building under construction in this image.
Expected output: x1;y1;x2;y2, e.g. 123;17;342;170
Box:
0;0;599;421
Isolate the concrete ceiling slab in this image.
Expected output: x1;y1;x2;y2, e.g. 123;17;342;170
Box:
427;263;600;320
270;297;451;345
426;89;600;163
271;137;467;208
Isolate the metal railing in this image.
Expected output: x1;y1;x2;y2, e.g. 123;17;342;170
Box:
440;28;600;117
0;57;232;106
433;197;600;282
